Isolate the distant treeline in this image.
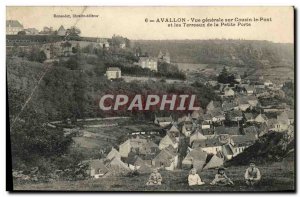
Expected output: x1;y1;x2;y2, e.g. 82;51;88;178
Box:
131;39;294;66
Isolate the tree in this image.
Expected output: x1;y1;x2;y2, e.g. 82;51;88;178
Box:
17;31;26;35
217;66;235;84
66;26;81;40
10;107;72;169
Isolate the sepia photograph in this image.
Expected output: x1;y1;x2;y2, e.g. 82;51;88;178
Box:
6;6;295;192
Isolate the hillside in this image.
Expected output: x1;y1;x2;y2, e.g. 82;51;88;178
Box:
14;161;295;191
225;132;294;166
132;40;294;81
7;56;217;122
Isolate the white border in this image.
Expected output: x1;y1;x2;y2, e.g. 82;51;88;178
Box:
1;0;298;197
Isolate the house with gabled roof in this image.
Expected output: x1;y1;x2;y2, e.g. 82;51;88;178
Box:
189;130;207;145
236;97;251;111
244;85;255;95
208;109;225;123
201;120;211;129
106;157;131;176
200;113;213;125
57;25;66;36
192;137;224;155
206;101;222;112
214;126;241;136
83;159;110;178
178;114;192;124
267;118;288;132
181;122;195;137
154;115;173;128
277;110;294;125
244;113;255;123
119;138;158;158
242;126;259;139
6;20;24;35
201;128;215;137
159;133;178;150
191;109;203;120
226;110;243;122
167;124;180;136
234;74;242;83
106;67;121;79
182;147;207;170
222;86;235;97
126;155;152;174
230;134;257;156
222;100;239;112
246;95;259;107
254;114;268;124
138;57;158;71
222;144;236;160
152;145;178;171
106;147;121;160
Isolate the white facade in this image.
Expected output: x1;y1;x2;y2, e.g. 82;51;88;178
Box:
138;57;158;71
106;68;121;79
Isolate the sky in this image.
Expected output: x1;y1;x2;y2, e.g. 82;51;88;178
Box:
6;6;294;43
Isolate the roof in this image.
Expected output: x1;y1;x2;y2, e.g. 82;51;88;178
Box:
168;125;180;133
244;113;255;120
234;74;241;79
190;130;207;144
106;157;130;175
203;154;224;169
192;137;223;148
223;86;234;92
6;20;23;28
243;126;258;136
255;114;268;121
161;133;177;145
267;118;280;127
208;108;224;118
153;145;177;165
201;113;213;121
191;110;202;119
201;128;214;135
106;147;121;160
215;126;241;135
222;144;235;155
227;110;243;118
237;97;250;105
58;25;66;31
207;101;222;110
231;135;256;146
83;159;110;174
222;101;238;111
183;122;193;131
139;57;158;62
278;110;294;120
107;67;121;72
184;148;207;162
178;114;193;123
25;28;38;32
155;116;172;123
245;85;255;92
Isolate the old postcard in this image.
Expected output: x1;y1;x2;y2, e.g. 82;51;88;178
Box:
6;6;295;192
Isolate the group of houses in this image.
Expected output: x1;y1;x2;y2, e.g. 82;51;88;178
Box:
84;72;294;179
6;20;67;36
133;50;171;72
104;50;171;80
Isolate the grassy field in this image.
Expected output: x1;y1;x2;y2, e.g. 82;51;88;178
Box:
14;161;294;192
71;119;163;159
